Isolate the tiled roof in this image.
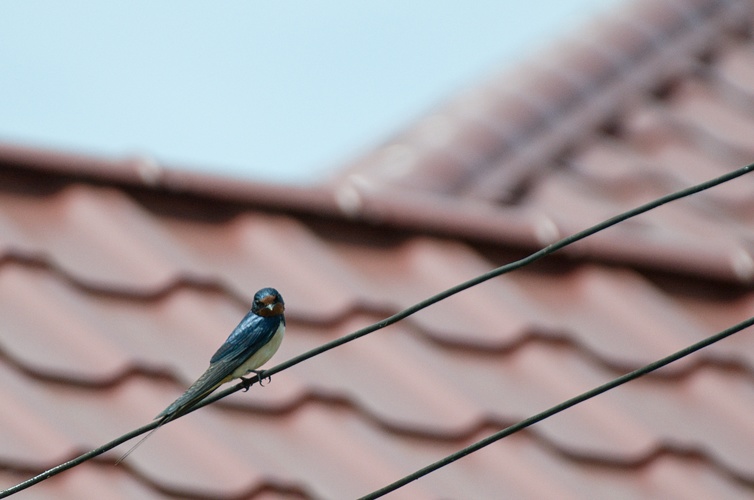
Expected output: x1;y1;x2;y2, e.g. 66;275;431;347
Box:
2;0;754;498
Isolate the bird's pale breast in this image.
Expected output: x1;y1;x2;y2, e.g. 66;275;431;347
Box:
230;322;285;378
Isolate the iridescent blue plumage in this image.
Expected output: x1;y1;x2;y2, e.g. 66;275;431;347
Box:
156;287;285;420
116;287;285;464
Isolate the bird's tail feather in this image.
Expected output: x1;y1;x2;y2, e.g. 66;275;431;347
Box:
116;370;231;463
155;371;227;420
114;415;173;465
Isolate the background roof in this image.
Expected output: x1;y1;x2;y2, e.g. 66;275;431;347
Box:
2;0;754;498
0;0;620;183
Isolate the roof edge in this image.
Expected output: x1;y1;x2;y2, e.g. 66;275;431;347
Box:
0;141;340;215
0;140;748;286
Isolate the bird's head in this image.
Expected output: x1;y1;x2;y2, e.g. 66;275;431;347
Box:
252;288;285;317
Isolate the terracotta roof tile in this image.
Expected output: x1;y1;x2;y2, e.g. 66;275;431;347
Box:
3;0;754;498
0;185;199;293
0;265;132;379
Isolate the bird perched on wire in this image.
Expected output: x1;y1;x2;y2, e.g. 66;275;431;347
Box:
117;287;286;463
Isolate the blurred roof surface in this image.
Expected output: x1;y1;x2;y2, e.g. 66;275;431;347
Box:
2;0;754;498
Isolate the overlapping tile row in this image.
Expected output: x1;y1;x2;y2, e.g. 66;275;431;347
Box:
1;178;753;498
333;0;754;289
3;0;754;498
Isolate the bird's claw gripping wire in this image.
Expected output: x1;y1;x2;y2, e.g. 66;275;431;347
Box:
241;370;271;391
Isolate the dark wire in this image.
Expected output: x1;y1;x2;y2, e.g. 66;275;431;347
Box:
1;161;753;498
358;314;754;499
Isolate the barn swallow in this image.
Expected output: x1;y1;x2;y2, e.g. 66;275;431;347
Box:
116;287;285;463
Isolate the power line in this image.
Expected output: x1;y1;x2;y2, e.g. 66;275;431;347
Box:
1;161;753;498
358;314;754;499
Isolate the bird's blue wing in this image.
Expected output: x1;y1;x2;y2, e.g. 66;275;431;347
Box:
156;358;235;419
210;311;282;365
156;312;282;419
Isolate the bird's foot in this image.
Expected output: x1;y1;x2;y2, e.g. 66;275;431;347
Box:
240;370;271;391
253;369;272;387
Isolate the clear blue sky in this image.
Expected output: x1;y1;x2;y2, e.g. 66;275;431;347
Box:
0;1;621;184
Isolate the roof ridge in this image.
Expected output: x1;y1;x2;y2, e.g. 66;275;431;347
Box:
0;142;340;216
336;0;751;198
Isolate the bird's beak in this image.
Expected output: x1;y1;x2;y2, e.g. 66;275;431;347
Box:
266;302;285;315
